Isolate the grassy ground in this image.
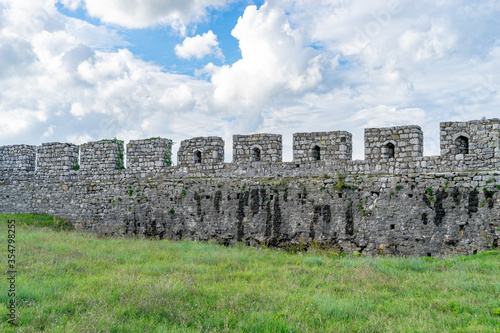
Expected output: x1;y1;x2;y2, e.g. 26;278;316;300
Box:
1;213;499;332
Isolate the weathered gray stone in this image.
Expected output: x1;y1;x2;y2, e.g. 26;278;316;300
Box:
0;145;36;171
127;138;172;171
177;137;224;166
0;118;499;257
233;133;282;163
364;125;423;161
81;140;124;171
293;131;352;163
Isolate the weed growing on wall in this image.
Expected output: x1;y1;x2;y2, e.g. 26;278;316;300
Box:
115;140;125;169
335;172;350;191
72;146;80;170
164;139;173;166
100;138;125;169
143;137;174;166
72;157;80;171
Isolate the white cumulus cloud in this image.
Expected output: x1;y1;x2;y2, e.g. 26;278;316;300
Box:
209;4;333;112
175;31;223;60
64;0;233;32
1;0;500;162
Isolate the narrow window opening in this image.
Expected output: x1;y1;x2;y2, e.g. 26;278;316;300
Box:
408;194;413;198
427;253;432;257
386;142;395;159
340;137;346;143
312;145;321;161
390;224;395;230
194;151;201;164
252;147;261;162
338;193;342;198
454;136;469;155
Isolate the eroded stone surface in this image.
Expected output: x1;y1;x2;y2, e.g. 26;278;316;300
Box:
0;118;499;257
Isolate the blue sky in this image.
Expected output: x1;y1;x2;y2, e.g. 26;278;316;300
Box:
54;0;266;74
0;0;499;162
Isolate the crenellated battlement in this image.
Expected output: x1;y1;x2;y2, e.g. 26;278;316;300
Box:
37;142;79;173
440;118;500;159
364;125;423;161
1;118;499;257
233;133;282;163
293;131;352;163
0;144;36;172
127;138;173;170
177;136;225;166
0;118;499;179
80;140;124;171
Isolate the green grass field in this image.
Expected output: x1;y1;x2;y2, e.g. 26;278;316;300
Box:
1;213;499;332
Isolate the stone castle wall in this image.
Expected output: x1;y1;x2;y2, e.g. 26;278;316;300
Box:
80;140;124;171
37;142;79;173
0;118;499;257
233;134;282;163
127;138;172;171
293;131;352;163
177;137;224;166
364;125;423;161
0;144;36;171
440;118;500;159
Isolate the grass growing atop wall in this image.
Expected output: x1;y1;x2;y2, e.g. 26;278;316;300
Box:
1;213;499;332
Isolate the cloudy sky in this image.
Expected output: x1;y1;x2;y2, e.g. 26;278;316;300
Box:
1;0;499;162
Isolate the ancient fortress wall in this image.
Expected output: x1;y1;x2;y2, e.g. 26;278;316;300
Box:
293;131;352;163
0;118;499;256
233;134;282;163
